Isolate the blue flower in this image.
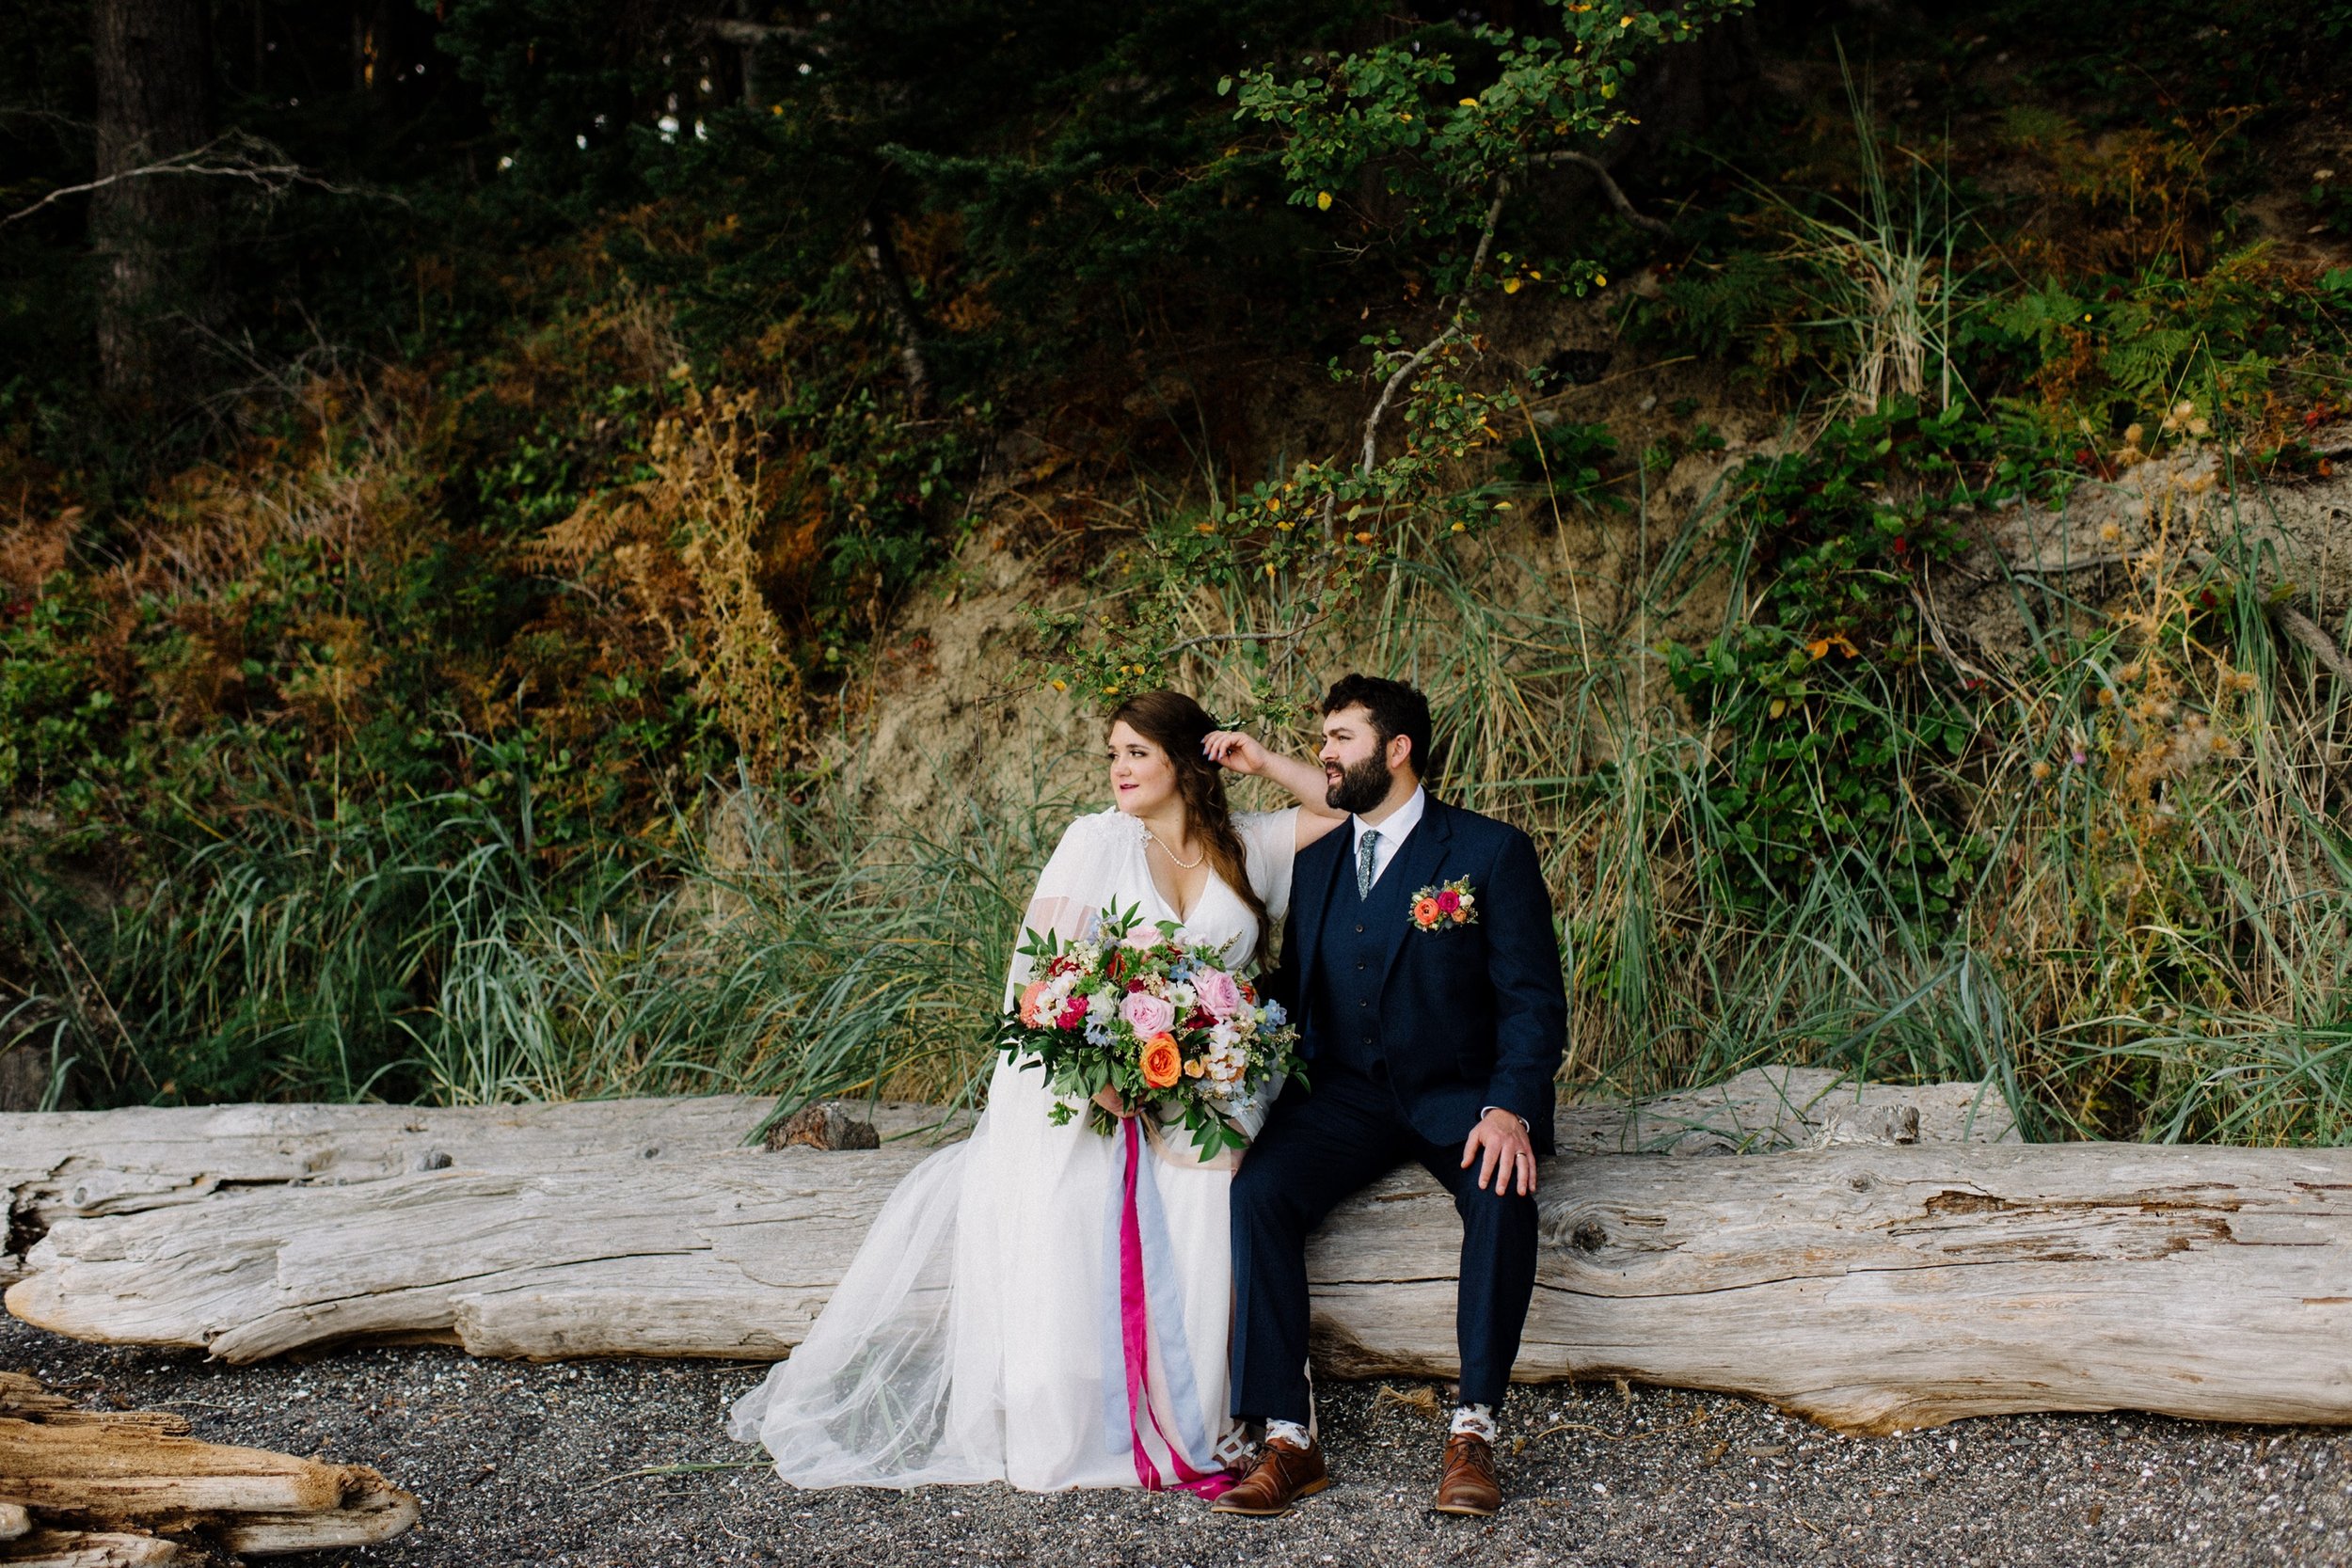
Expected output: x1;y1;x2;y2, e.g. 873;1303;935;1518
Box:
1084;1022;1116;1049
1262;1000;1289;1029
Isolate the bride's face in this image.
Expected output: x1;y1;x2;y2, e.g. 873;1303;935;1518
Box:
1105;721;1179;816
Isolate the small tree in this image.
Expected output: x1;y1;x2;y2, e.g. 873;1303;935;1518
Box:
1032;2;1752;712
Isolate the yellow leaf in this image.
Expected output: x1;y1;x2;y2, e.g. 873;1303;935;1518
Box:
1502;277;1523;293
1768;698;1787;718
1316;190;1333;211
1494;501;1513;511
1458;97;1480;107
1594;274;1608;287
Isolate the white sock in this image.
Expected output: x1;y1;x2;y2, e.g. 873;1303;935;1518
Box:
1450;1402;1498;1442
1264;1418;1312;1449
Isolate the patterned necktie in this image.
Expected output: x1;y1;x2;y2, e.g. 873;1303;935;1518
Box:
1356;829;1380;899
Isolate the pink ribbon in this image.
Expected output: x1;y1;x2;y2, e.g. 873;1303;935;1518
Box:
1119;1117;1234;1497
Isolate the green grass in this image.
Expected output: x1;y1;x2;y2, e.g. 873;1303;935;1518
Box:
16;470;2352;1147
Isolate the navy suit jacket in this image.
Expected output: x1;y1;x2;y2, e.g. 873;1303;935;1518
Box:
1260;796;1567;1155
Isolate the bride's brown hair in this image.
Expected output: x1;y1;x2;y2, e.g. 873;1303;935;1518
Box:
1109;690;1270;966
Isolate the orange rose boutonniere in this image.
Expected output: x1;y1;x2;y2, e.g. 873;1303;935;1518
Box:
1407;875;1478;933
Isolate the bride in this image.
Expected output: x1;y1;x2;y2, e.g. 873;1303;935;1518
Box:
728;689;1345;1491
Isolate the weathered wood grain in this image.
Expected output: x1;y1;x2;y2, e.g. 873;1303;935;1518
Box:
1306;1142;2352;1433
39;1072;2344;1438
0;1372;419;1562
0;1069;2009;1282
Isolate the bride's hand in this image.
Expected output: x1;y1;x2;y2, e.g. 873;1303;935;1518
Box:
1092;1085;1134;1118
1202;730;1269;776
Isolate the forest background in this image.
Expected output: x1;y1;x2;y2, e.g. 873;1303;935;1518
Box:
6;0;2352;1147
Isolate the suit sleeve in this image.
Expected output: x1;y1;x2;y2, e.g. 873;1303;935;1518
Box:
1257;897;1301;1019
1476;827;1566;1132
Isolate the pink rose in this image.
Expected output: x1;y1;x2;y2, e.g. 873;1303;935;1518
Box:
1120;990;1177;1037
1193;967;1244;1020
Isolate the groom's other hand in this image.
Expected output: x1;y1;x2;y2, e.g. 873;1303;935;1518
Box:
1462;1107;1538;1196
1202;730;1268;774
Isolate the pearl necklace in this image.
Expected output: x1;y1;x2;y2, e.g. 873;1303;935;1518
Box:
1144;829;1205;869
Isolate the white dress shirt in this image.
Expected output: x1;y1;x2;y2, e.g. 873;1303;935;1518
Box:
1350;785;1525;1135
1350;784;1426;887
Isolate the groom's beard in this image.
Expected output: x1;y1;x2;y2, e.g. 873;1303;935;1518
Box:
1325;752;1392;816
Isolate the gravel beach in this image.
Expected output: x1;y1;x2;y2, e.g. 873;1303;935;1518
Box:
6;1316;2347;1567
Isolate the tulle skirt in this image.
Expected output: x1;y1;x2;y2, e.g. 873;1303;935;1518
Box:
726;1053;1242;1491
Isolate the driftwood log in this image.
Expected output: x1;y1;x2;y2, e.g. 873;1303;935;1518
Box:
0;1371;418;1563
10;1069;2348;1433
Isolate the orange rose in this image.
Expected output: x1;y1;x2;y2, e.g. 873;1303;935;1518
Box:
1413;896;1442;927
1140;1034;1184;1089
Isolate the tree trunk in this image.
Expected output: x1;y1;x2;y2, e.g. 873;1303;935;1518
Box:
89;0;220;404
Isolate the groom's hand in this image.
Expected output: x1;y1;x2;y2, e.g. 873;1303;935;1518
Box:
1201;730;1269;775
1462;1107;1538;1196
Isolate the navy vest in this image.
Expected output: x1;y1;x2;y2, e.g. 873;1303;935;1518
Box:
1309;852;1417;1075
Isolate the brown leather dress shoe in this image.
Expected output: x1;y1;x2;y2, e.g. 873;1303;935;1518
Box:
1209;1433;1328;1516
1432;1432;1502;1516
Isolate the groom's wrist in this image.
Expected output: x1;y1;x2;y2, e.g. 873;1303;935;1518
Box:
1479;1104;1530;1133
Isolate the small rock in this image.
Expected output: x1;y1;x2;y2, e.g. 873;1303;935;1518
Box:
765;1102;881;1152
1815;1106;1921;1147
0;1040;51;1113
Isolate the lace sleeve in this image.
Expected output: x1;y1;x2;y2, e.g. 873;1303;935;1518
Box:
1235;806;1302;929
1000;813;1113;1009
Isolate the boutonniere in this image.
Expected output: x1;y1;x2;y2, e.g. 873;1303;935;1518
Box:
1407;875;1478;933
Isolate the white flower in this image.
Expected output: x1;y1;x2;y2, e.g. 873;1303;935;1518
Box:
1168;982;1198;1012
1087;990;1117;1023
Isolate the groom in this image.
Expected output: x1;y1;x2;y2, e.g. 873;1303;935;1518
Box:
1216;674;1565;1519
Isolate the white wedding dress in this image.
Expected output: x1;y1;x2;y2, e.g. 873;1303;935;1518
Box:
728;804;1299;1491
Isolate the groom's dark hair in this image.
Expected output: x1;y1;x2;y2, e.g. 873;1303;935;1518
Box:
1322;673;1437;781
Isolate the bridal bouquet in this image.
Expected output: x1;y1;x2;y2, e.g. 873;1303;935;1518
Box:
1000;900;1299;1156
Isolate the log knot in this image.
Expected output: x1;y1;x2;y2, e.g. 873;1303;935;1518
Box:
764;1102;879;1152
1922;1188;2010;1216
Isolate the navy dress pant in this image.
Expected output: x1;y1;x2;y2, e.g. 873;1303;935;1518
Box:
1230;1064;1539;1425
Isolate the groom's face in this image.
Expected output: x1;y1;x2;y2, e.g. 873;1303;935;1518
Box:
1319;704;1400;816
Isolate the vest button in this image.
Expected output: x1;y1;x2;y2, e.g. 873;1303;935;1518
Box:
1357;960;1366;970
1355;924;1365;934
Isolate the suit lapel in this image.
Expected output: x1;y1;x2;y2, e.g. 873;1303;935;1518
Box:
1290;823;1349;1006
1372;797;1454;986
